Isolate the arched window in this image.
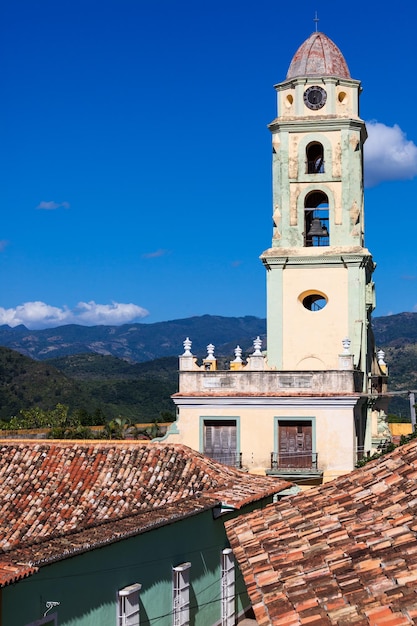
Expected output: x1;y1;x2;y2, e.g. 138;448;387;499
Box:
306;142;324;174
304;191;329;247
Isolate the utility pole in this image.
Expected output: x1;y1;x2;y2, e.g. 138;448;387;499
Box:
409;392;416;430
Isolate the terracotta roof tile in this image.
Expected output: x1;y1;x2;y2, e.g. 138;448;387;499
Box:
225;439;417;625
0;440;290;587
0;561;37;586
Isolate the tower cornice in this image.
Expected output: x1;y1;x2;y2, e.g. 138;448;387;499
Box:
268;117;367;140
274;76;361;91
260;249;374;271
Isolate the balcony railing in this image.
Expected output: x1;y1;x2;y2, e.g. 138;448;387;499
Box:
270;451;318;471
205;452;243;469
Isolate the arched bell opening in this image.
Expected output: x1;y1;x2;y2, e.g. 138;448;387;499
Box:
304;191;329;247
306;142;324;174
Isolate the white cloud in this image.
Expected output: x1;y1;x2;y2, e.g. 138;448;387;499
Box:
142;249;169;259
0;300;149;329
36;201;70;210
0;302;70;328
74;301;149;325
364;121;417;187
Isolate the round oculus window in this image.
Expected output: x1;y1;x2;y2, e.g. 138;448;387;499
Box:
301;293;328;311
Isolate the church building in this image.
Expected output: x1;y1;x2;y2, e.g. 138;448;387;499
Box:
163;31;388;484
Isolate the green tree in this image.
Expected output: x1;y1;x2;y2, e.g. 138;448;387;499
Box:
145;418;163;439
8;403;71;430
160;410;175;423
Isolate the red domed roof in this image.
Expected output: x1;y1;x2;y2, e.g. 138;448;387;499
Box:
286;32;350;79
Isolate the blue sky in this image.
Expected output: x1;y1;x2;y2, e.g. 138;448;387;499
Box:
1;0;417;329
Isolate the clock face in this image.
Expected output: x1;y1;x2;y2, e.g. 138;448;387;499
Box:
304;86;327;110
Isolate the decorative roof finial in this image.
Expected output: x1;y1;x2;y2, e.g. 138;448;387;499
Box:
342;337;351;354
313;11;319;32
233;345;243;363
377;349;387;367
182;337;193;356
253;336;263;355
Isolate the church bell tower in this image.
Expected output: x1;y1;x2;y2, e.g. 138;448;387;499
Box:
165;30;389;480
261;31;375;382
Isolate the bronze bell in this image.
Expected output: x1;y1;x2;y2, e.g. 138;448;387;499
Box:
307;218;328;238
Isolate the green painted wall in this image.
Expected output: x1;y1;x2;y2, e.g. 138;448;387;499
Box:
2;503;264;626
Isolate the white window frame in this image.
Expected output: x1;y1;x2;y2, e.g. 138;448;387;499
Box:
221;548;235;626
118;583;142;626
172;562;191;626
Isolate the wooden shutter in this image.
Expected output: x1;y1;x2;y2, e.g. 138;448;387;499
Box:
204;421;237;466
279;421;312;468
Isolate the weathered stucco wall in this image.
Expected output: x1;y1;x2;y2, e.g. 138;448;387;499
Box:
178;369;358;394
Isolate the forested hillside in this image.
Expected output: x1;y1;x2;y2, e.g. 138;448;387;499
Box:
0;348;177;422
372;313;417;417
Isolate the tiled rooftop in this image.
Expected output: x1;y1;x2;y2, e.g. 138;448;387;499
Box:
0;440;289;587
225;439;417;625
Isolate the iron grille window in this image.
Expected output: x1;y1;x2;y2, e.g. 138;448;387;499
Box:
118;583;141;626
221;548;235;626
172;562;191;626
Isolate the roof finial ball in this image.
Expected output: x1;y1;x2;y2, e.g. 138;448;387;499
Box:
313;10;319;32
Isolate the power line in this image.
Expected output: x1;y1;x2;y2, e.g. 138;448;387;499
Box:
21;540;238;583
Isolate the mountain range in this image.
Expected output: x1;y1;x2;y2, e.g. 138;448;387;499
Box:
0;315;266;362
